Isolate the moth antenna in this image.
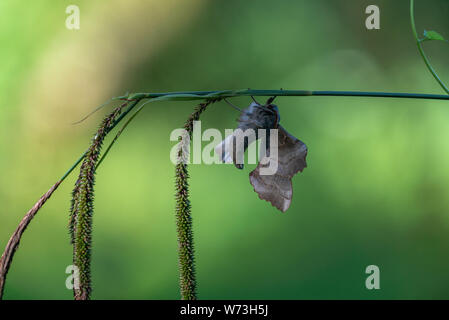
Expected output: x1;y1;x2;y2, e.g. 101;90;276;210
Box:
224;98;242;112
251;96;261;105
266;96;277;104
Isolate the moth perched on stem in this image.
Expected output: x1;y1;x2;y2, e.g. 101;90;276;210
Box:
216;97;308;212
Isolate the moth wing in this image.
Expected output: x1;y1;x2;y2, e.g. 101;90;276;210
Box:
249;126;307;212
275;125;307;177
250;168;293;212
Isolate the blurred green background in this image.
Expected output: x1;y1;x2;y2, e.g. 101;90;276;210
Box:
1;0;449;299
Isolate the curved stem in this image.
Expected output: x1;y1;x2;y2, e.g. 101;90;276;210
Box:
0;99;142;300
0;181;61;299
410;0;449;94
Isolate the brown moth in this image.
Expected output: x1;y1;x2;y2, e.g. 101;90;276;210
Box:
215;97;308;212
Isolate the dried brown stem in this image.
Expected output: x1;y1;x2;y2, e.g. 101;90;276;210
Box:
0;181;61;299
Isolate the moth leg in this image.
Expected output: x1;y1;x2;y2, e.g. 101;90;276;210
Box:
223;98;242;112
251;96;261;105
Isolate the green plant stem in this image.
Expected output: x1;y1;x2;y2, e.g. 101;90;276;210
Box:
410;0;449;94
116;89;449;101
61;88;449;177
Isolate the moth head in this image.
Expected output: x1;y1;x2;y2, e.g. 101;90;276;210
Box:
265;96;278;111
263;96;280;121
248;96;280;123
266;96;276;105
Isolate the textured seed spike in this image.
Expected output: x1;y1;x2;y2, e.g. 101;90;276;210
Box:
174;99;220;300
69;105;123;300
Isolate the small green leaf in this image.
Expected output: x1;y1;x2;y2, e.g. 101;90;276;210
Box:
423;30;446;42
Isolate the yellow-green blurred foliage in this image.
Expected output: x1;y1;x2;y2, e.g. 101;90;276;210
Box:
1;0;449;299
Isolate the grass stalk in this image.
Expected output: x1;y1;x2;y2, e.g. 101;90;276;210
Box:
70;105;126;300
